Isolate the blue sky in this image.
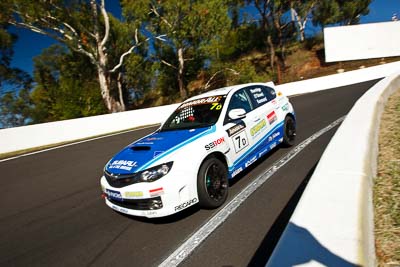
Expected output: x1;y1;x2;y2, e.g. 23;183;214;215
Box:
9;0;400;76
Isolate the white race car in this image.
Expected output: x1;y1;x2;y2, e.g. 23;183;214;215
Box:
100;82;296;218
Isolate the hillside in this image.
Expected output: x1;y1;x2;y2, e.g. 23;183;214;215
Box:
138;40;400;109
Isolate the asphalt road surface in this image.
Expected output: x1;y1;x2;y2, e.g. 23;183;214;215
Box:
0;80;379;267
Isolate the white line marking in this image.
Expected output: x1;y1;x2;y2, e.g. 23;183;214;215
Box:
0;125;158;163
158;116;346;267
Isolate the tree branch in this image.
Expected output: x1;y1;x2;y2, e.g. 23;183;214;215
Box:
109;33;167;73
161;59;177;69
204;68;239;90
150;3;173;28
100;0;110;48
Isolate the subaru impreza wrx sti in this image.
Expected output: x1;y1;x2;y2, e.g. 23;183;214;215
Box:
100;82;296;218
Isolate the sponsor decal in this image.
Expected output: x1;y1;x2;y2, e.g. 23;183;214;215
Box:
111;205;129;214
267;111;278;124
245;156;257;167
270;142;277;150
136;142;154;145
146;137;163;141
272;99;277;105
232;131;249;153
250;87;268;104
153;151;165;158
281;103;289;111
149;187;164;197
124;191;144;198
205;137;225;151
106;189;123;201
256;97;268;104
232;167;243;177
179;96;223;110
268;132;280;142
109;160;138;171
226;122;246;137
175;198;198;211
259;147;269;157
250;119;267;136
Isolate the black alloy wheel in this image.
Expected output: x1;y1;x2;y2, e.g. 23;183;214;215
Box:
282;116;296;147
197;157;228;209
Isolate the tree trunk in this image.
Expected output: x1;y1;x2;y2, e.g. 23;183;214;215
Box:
97;67;123;113
273;17;286;68
177;48;187;99
291;7;305;42
117;72;126;111
267;35;275;69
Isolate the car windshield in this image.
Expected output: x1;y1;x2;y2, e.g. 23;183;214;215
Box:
161;95;226;131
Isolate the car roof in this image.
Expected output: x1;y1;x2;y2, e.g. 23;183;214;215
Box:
185;82;275;101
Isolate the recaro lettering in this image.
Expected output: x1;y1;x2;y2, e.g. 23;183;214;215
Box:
175;198;198;211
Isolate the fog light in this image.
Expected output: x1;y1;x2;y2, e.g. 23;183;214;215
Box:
149;199;163;210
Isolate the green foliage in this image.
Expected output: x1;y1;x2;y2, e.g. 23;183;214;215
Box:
122;0;231;99
211;23;265;61
0;22;33;128
312;0;371;27
337;0;371;25
0;87;32;127
30;45;106;123
206;60;272;90
0;0;375;127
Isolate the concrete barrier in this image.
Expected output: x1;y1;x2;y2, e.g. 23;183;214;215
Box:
266;71;400;266
1;61;400;156
0;103;179;156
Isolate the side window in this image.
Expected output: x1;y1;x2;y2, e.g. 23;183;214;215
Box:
224;89;253;123
263;86;277;101
247;86;276;108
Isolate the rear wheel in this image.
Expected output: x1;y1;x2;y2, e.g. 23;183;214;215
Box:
197;157;228;209
282;116;296;147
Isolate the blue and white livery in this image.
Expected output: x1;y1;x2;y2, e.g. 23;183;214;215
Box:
100;82;296;218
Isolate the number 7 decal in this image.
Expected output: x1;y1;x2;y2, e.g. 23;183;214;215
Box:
232;131;249;153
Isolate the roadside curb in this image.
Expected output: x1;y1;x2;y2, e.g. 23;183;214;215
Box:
266;70;400;266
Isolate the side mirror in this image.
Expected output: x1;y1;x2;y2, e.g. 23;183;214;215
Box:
228;108;246;120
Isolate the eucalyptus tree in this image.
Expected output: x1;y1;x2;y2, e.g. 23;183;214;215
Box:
250;0;294;68
2;0;164;113
122;0;231;100
312;0;371;27
289;0;316;41
0;23;32;127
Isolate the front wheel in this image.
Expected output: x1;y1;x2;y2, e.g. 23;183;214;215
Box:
282;116;296;147
197;157;228;209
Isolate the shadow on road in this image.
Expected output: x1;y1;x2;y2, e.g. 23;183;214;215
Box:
247;163;317;266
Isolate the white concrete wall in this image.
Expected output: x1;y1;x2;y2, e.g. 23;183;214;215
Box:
267;70;400;267
325;21;400;62
0;103;179;155
1;61;400;156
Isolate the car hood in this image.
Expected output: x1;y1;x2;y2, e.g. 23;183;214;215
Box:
105;127;214;174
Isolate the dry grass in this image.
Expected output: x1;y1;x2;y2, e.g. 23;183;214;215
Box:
374;88;400;266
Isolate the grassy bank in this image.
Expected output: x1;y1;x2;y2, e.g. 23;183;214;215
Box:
374;88;400;266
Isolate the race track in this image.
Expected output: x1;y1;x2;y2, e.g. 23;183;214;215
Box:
0;80;379;267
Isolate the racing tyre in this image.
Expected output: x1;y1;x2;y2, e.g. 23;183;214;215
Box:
282;116;296;147
197;157;228;209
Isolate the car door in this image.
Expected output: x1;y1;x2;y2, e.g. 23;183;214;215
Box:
223;88;259;177
245;85;282;155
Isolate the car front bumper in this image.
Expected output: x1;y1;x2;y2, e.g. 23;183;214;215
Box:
100;175;198;218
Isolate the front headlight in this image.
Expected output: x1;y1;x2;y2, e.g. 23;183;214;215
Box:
104;162;173;188
139;162;173;182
